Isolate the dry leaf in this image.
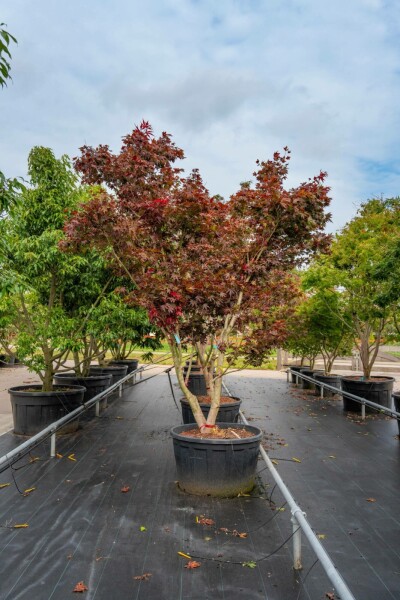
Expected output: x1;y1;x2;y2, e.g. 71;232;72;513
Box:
292;457;302;463
56;453;63;459
367;498;376;503
68;454;77;462
120;486;130;493
198;517;215;526
271;459;278;465
328;455;336;459
13;523;29;528
133;573;152;581
178;551;191;559
73;581;88;593
317;534;326;539
140;526;147;532
185;561;201;569
232;530;248;538
23;487;36;496
0;483;11;489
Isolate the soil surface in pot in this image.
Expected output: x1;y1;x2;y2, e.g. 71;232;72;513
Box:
180;426;253;439
195;396;239;404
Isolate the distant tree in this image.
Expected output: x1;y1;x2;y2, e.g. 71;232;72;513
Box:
310;198;400;378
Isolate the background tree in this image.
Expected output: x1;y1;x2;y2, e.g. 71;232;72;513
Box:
311;198;400;378
64;123;331;429
0;147;108;390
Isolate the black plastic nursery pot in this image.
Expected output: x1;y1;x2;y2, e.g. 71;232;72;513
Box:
183;363;207;395
109;359;139;374
9;384;86;436
341;376;395;413
314;374;342;398
289;365;304;384
89;364;128;385
392;393;400;436
171;423;262;497
53;373;112;412
180;396;242;424
300;368;324;390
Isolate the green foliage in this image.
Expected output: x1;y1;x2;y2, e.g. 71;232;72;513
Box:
0;147;106;390
0;22;17;88
89;293;162;360
307;198;400;377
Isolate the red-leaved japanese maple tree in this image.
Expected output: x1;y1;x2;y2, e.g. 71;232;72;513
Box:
63;121;331;431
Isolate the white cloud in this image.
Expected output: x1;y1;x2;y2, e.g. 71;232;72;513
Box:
1;0;400;232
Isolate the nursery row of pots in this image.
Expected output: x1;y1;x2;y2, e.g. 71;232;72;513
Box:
290;366;399;432
6;360;263;498
8;360;139;436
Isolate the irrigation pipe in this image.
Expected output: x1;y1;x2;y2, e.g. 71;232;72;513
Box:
290;370;400;421
0;362;168;474
222;379;356;600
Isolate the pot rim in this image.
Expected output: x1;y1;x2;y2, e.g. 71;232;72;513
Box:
341;375;395;383
54;373;112;381
8;384;86;396
170;422;262;444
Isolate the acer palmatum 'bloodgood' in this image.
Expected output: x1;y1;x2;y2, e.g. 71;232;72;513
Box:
63;122;331;430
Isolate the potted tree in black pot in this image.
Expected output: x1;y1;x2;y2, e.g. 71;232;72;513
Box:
64;123;331;495
0;147;109;435
314;198;400;412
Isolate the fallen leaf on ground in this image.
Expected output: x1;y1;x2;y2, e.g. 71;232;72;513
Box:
232;530;248;538
292;457;302;463
328;455;336;459
177;551;191;559
23;487;36;496
68;454;77;462
140;526;147;532
0;483;11;489
367;498;376;503
317;534;326;539
133;573;152;581
242;561;257;568
73;581;88;593
198;517;215;526
13;523;29;528
29;456;40;463
120;486;130;493
56;453;63;459
185;561;201;569
271;459;278;465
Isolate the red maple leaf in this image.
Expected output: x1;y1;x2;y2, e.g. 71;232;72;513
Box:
73;581;88;593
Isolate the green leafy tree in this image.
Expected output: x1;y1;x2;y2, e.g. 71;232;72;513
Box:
0;147;108;390
89;292;162;363
301;267;354;373
311;198;400;378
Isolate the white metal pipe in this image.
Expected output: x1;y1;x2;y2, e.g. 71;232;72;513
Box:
290;370;400;420
50;432;56;458
0;366;146;472
291;514;303;570
222;377;357;600
361;403;366;420
95;401;100;417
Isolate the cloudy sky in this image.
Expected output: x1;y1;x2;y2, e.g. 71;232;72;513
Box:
1;0;400;231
